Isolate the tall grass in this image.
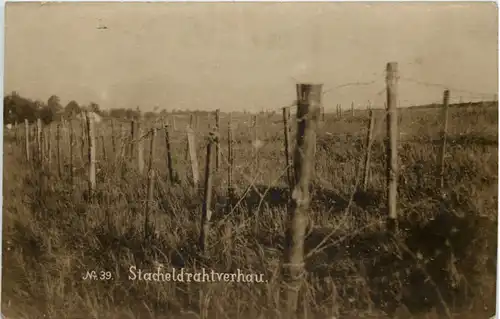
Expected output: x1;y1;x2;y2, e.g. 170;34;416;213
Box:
2;105;497;318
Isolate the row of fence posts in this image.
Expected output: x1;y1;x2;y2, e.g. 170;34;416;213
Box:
15;61;453;316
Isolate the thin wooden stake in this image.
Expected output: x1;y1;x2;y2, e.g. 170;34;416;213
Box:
86;112;96;200
145;128;156;239
187;126;199;188
386;62;399;232
57;123;63;178
137;121;144;174
284;83;322;315
111;119;116;154
283;107;293;189
47;125;52;167
101;135;107;161
215;109;220;171
437;89;450;191
362;110;375;190
164;124;175;183
130;120;135;159
200;134;215;255
69;121;74;184
24;119;30;163
227;114;234;210
36;119;43;167
252;114;259;171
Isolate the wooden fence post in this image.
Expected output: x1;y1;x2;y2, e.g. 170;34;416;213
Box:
187;126;199;189
36;119;43;167
283;83;322;315
24;119;30;163
137;120;144;174
46;124;52;167
145;128;156;239
200;133;215;255
56;123;63;178
283;107;293;189
351;102;354;117
130;120;135;159
227;114;234;210
164;124;175;183
80;117;86;162
101;135;107;162
386;62;399;232
252;114;259;171
215;109;220;171
86;112;96;200
69;121;74;184
362;110;375;190
437;89;450;191
111;119;116;154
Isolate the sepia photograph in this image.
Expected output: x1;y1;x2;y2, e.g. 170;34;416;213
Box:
2;1;498;318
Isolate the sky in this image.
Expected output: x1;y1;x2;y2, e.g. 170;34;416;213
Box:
4;1;498;112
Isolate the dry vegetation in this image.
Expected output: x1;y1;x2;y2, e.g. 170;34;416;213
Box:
2;104;498;319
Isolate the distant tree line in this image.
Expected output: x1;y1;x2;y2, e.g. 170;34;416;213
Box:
3;91;270;126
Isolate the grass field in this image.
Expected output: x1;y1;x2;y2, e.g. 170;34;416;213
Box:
2;104;498;318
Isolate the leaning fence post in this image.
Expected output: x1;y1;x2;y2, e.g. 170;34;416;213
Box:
437;89;450;191
200;133;215;255
283;83;322;315
362;110;375;190
386;62;399;233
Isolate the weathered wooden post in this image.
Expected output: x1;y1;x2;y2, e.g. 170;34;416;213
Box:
252;114;259;171
283;83;322;315
386;62;399;232
215;109;221;171
187;126;199;189
46;124;52;167
69;120;74;184
164;124;175;183
111;119;116;154
80;116;86;162
437;89;450;191
24;119;30;162
56;123;63;178
362;110;375;190
86;112;96;200
36;118;43;167
351;102;355;117
137;120;144;174
283;107;293;189
227;114;234;210
101;135;107;161
130;120;135;159
200;133;215;255
145;128;156;239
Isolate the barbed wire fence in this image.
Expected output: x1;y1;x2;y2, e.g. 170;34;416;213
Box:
9;63;498;240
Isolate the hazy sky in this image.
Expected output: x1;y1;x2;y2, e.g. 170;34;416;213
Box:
4;2;498;112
